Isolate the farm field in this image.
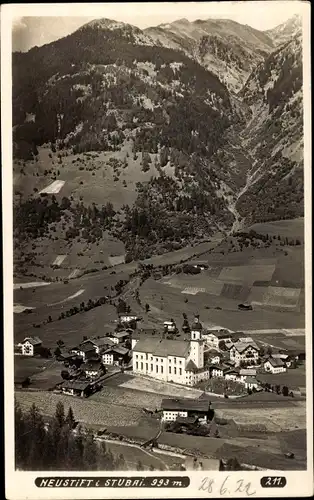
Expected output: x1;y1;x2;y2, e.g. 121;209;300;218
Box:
118;375;204;400
214;401;306;432
14;356;52;380
15;390;144;428
248;218;304;241
257;365;306;390
140;278;305;331
102;440;183;470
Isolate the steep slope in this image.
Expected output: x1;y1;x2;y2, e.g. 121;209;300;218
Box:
145;18;274;93
265;14;302;47
235;34;303;224
13;18;240;271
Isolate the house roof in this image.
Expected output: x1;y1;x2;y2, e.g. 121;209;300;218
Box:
79;344;97;353
206;330;232;339
232;341;259;353
245;376;258;384
239;369;257;376
109;331;130;339
206;349;220;356
265;357;285;367
210;364;230;372
272;353;289;360
225;368;240;375
161;398;211;412
22;336;42;345
61;380;92;391
103;346;129;356
134;338;190;358
89;337;114;347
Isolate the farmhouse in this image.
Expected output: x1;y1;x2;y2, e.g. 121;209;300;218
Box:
272;353;293;367
82;336;114;354
229;340;260;367
132;316;209;386
161;398;211;424
264;357;287;374
205;349;221;365
102;346;130;366
81;360;105;379
239;368;257;382
71;343;97;361
204;330;232;349
119;313;139;327
163;320;177;333
224;368;240;381
209;364;230;378
60;380;94;398
244;376;260;390
107;331;130;345
18;337;42;356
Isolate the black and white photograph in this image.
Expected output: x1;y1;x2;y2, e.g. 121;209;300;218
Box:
2;1;312;498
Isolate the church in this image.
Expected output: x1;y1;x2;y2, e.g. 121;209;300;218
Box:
132;316;210;386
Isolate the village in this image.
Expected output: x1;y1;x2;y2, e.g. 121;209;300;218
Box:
16;311;305;415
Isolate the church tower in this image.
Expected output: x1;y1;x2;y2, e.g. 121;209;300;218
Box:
190;315;204;369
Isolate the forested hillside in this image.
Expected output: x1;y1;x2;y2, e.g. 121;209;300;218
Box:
12;16;304;271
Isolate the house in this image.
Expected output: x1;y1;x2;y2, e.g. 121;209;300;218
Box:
205;349;221;365
203;330;232;349
244;376;260;390
264;357;287;374
81;360;105;379
102;346;130;366
161;398;211;424
229;341;260;367
239;368;257;382
209;364;230;378
60;380;95;397
132;316;209;386
18;337;42;356
107;331;130;345
71;342;97;361
272;353;293;367
82;336;114;354
118;314;139;327
184;457;220;471
163;320;177;333
224;368;240;381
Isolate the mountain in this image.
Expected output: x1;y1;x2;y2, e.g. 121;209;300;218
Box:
145;18;275;93
12;16;304;276
235;34;303;224
265;14;302;47
12;18;239;267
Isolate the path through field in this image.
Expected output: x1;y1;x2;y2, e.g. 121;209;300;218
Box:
48;288;85;306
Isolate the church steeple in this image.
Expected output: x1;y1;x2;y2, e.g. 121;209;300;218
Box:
190;315;204;368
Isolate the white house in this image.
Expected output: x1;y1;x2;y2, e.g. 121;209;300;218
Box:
164;320;177;333
272;353;292;367
210;365;230;378
18;337;42;356
264;357;287;374
239;368;257;383
107;331;130;345
229;341;260;367
81;360;105;379
132;316;209;386
102;346;130;366
119;314;139;324
81;336;114;354
204;330;232;350
244;376;260;390
205;349;221;365
224;368;239;381
161;398;211;424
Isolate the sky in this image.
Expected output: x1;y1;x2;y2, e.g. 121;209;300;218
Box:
11;1;305;52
